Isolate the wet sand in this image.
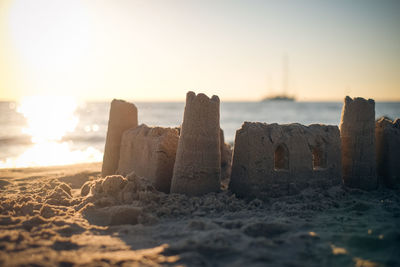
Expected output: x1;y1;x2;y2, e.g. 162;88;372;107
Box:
0;162;399;266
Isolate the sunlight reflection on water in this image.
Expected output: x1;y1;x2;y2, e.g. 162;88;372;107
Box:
18;96;79;143
0;96;102;168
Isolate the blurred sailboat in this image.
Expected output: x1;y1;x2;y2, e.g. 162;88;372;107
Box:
262;55;296;102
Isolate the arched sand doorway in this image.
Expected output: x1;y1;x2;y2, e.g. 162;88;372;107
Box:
274;144;289;170
312;146;326;170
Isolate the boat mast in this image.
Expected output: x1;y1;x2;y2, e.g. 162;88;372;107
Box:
282;54;289;96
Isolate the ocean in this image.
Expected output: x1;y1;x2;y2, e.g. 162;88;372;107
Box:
1;100;399;168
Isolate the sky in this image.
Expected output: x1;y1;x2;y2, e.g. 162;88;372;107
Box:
0;0;399;101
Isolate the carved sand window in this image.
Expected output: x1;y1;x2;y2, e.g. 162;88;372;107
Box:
274;144;289;170
312;146;326;170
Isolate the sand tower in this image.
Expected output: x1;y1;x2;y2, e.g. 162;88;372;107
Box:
102;99;138;177
340;96;376;190
170;91;221;196
375;117;400;188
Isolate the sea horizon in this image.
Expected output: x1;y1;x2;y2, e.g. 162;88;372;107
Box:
1;99;400;168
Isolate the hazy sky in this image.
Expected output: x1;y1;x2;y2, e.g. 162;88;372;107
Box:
0;0;399;101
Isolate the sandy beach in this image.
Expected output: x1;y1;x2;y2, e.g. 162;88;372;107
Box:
1;0;400;265
0;162;399;266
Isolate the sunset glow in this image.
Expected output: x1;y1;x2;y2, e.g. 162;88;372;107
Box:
18;96;79;143
1;0;399;101
0;96;102;168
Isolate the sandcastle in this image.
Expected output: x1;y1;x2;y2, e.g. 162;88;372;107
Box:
102;99;138;177
340;97;377;190
117;124;179;193
376;117;400;188
170;91;221;196
102;92;229;196
101;94;399;199
229;123;341;198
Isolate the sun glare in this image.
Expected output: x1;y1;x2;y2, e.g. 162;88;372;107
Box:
18;96;79;143
0;96;102;168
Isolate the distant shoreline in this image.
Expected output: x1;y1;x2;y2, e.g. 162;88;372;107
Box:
2;100;400;103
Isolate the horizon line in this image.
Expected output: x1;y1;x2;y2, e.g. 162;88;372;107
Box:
1;97;400;103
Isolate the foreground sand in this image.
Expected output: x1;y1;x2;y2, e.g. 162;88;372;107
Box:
0;163;399;266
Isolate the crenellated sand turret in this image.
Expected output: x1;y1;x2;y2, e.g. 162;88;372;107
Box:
340;96;377;190
170;91;221;196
